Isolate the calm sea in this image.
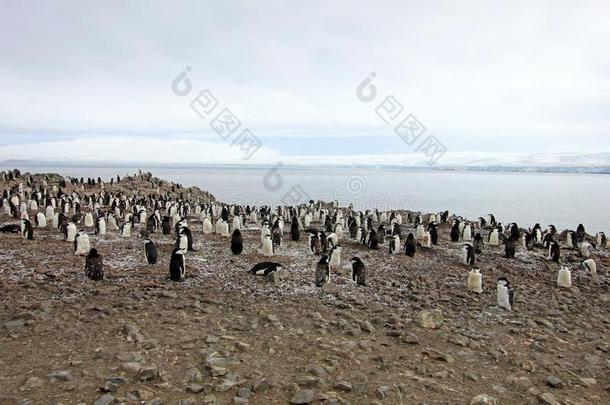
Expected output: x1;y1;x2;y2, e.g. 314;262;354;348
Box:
3;164;609;233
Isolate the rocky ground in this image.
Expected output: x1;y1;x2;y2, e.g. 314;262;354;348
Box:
0;172;609;405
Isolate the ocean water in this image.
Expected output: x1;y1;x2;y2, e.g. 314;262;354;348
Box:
4;164;610;233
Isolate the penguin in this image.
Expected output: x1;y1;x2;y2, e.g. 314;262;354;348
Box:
290;216;300;241
144;239;158;264
467;268;483;293
0;224;20;233
329;245;342;268
308;232;321;255
327;232;339;248
91;215;103;235
462;223;472;242
428;223;438;245
350;257;366;286
66;222;77;242
405;233;416;257
473;233;484;254
262;234;274;256
232;215;242;232
249;261;282;276
582;259;597;275
74;230;90;256
377;225;386;244
497;277;514;311
566;231;577;249
509;223;520;240
272;224;282;250
231;229;243;255
202;216;213;234
177;230;189;251
523;231;535;250
319;231;329;253
84;212;94;227
415;224;425;241
21;219;34;240
389;234;400;254
368;229;379;250
596;232;607;247
169;248;186;281
462;243;475;265
357;226;365;244
421;231;432;248
35;212;47;228
580;242;593;258
450;221;460;242
576;223;586;244
85;249;104;281
488;228;499;246
315;255;330;287
162;216;172;235
504;236;516;259
181;226;197;251
548;241;561;262
120;221;132;238
557;266;572;288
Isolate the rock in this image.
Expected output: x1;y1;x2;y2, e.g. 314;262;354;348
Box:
48;370;73;381
202;395;217;404
290;389;315;404
545;375;563;389
418;309;444;329
134;388;156;400
186;384;205;393
359;320;375;333
266;314;279;323
205;335;219;344
298;376;321;388
376;386;390;399
538;392;561;405
94;394;115;405
237;387;252;399
138;366;159;381
334;381;352;392
520;360;536;372
349;371;368;394
185;367;203;383
423;348;454;363
121;362;142;373
580;378;596;387
253;378;271;393
470;394;497;405
22;376;43;389
402;333;419;344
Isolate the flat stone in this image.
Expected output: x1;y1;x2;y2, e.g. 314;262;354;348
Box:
290;389;315;404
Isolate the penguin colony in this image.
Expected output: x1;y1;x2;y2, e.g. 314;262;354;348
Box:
0;169;606;312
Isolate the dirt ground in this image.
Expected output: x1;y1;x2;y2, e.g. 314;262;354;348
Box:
0;172;609;405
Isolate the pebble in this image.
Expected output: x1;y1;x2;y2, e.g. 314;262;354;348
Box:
545;375;563;389
418;309;444;329
470;394;497;404
290;389;315;404
94;394;114;405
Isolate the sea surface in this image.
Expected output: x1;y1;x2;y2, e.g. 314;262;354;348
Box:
4;164;610;233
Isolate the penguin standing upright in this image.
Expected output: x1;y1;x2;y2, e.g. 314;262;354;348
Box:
405;233;416;257
315;255;330;287
95;216;106;236
368;229;379;250
162;216;172;235
473;233;484;254
272;224;282;250
450;221;460;242
74;231;90;256
350;257;366;286
231;229;243;255
389;234;400;254
144;239;158;264
557;266;572;288
36;212;46;228
462;243;475;265
22;219;34;240
467;268;483;293
582;259;597;275
580;242;593;258
596;232;607;247
169;248;185;281
308;232;321;255
428;223;438;245
290;216;300;241
488;228;499;246
66;222;77;242
85;249;104;281
262;234;274;256
548;241;560;262
504;236;516;258
329;245;341;268
497;277;514;310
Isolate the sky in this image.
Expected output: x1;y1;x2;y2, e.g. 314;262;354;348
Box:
1;0;610;165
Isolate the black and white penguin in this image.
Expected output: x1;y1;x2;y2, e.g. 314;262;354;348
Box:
462;243;475;265
473;233;484;254
290;216;300;241
405;233;416;257
315;255;330;287
377;225;386;244
580;242;594;258
523;231;535;250
249;261;282;276
262;234;274;256
169;248;186;281
576;223;586;244
85;249;104;281
450;221;460;242
582;259;597;275
548;241;560;262
21;219;34;240
596;232;607;247
74;230;91;256
272;224;282;250
231;229;243;255
509;223;520;241
504;236;516;259
428;223;438;245
350;257;366;286
566;231;577;249
308;231;321;255
497;277;514;311
329;245;342;268
144;239;158;264
389;234;400;254
368;229;379;250
161;216;172;235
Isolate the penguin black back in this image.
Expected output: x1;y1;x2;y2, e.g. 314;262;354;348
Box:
405;233;416;257
231;229;244;255
85;249;104;281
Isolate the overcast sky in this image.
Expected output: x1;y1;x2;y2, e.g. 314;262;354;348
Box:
1;1;609;164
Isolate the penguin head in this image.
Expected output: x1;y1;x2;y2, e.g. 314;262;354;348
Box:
88;249;99;258
497;277;509;287
350;256;362;264
319;255;329;264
